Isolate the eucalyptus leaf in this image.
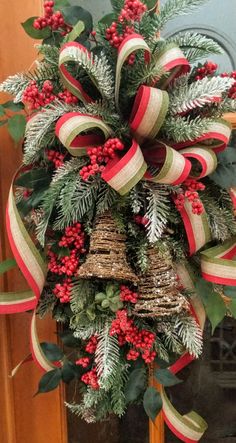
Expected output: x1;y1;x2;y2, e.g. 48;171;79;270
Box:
59;330;80;348
195;278;226;332
37;368;62;394
2;101;24;112
63;20;85;42
143;387;162;422
125;368;147;403
210;147;236;189
15;168;52;189
21;17;51;39
40;342;64;361
61;361;76;383
7;115;26;142
61;6;93;31
155;368;182;387
99;13;116;26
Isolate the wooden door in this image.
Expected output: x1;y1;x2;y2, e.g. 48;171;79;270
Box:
0;2;67;442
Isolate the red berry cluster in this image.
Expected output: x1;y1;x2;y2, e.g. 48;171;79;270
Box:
134;215;149;226
106;22;134;48
59;223;86;250
76;357;90;368
33;1;71;36
58;90;78;105
221;71;236;99
174;179;205;215
110;309;157;364
46;149;65;168
118;0;147;23
120;285;138;304
80;138;124;181
195;61;218;81
81;368;99;390
22;80;55;110
53;278;72;303
85;335;98;354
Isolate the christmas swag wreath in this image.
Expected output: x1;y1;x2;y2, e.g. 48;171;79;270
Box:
1;0;236;441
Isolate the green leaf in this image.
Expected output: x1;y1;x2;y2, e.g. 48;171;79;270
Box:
54;0;70;7
61;6;93;31
95;292;106;302
143;387;162;422
0;105;6;117
155;368;182;387
2;101;24;112
15;168;51;189
99;13;116;26
125;368;147;403
154;356;169;368
21;17;52;39
224;286;236;298
63;20;85;42
196;278;226;332
40;342;64;361
0;120;8;127
61;361;76;383
58;330;80;348
228;299;236;317
210;147;236;189
0;259;16;275
7;115;26;142
142;0;158;10
37;368;62;394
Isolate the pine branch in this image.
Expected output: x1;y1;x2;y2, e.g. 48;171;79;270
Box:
218;97;236;113
36;44;60;66
175;315;203;358
72;317;106;339
23;101;80;165
96;182;118;214
167;32;223;63
110;361;129;416
110;0;125;13
125;59;165;97
129;185;144;214
66;46;115;102
0;73;30;103
37;289;57;318
95;321;120;390
156;0;208;31
53;176;100;230
144;183;170;243
161;115;211;142
36;158;85;246
83;101;126;136
70;280;95;314
169;76;234;114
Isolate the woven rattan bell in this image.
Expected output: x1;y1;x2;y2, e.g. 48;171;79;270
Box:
133;246;189;318
78;211;138;283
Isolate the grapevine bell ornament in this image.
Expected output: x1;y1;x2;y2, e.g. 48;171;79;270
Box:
134;246;189;317
78;211;138;283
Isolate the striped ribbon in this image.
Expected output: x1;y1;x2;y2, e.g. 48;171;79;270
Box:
179;198;211;256
160;263;207;443
201;238;236;286
0;183;55;372
59;42;93;103
115;33;151;108
172;118;232;153
55;112;113;156
155;43;190;87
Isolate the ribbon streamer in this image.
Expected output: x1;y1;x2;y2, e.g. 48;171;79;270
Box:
59;42;93;103
201;238;236;285
179;198;211;256
155;43;190;86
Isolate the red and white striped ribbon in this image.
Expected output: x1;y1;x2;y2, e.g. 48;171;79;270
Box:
201;238;236;286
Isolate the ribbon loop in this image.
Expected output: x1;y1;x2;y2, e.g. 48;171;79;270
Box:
179;145;217;179
55;112;113;156
201;238;236;285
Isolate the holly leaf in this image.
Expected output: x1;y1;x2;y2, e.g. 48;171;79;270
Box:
196;278;226;332
228;299;236;317
2;101;24;112
61;361;76;383
99;13;116;26
210;147;236;189
125;368;147;403
36;368;62;394
21;17;52;39
223;286;236;298
0;259;16;275
63;20;85;42
54;0;70;7
40;342;64;361
7;115;26;142
0;105;6;117
15;168;51;189
143;387;162;422
61;6;93;30
155;368;182;387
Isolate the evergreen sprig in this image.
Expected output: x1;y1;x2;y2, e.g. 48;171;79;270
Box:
144;183;171;243
167;32;223;63
95;321;120;390
162;115;211;142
